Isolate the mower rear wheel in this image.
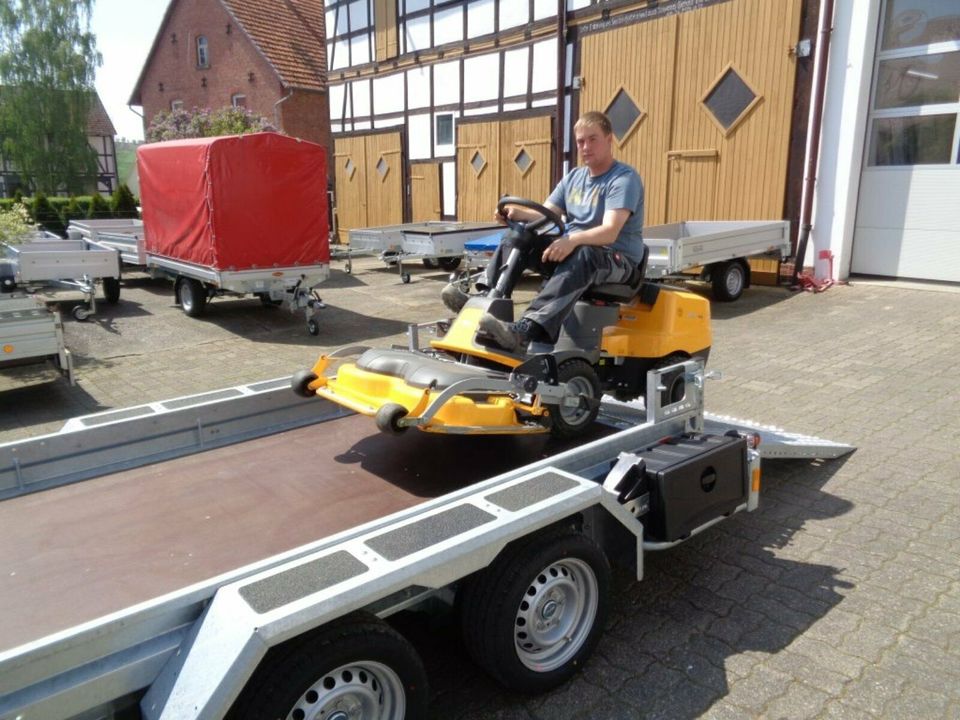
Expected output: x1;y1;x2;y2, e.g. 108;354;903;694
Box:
547;360;601;439
376;403;409;434
291;370;318;398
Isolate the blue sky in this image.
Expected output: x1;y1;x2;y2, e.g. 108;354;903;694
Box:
92;0;169;141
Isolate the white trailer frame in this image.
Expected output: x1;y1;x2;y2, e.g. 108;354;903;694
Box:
0;360;852;720
0;294;74;384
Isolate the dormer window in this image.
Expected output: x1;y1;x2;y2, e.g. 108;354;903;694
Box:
197;35;209;68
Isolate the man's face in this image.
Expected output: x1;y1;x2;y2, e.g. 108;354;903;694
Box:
575;124;613;169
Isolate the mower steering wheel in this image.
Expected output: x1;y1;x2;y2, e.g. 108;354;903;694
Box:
497;196;566;239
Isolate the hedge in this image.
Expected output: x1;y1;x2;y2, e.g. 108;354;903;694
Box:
1;190;140;234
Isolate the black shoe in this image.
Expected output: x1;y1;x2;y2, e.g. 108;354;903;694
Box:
478;314;536;352
440;283;470;313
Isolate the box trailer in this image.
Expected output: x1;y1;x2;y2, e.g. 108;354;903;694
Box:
0;355;852;720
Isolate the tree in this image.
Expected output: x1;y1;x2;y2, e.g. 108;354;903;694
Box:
87;192;110;219
32;191;65;235
0;0;101;194
110;183;138;219
146;105;275;143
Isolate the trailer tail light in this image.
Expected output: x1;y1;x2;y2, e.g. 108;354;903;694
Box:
752;467;761;493
3;344;13;353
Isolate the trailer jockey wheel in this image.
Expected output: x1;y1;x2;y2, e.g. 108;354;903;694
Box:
71;305;91;322
227;613;429;720
307;318;320;336
459;529;610;693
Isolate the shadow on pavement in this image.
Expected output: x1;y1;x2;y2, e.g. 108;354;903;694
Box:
387;453;854;719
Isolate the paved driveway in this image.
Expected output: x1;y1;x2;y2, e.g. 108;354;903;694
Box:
1;260;958;719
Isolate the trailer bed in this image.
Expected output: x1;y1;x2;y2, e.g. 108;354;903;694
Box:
0;414;609;655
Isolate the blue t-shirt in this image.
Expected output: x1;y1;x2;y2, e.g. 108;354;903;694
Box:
546;161;645;263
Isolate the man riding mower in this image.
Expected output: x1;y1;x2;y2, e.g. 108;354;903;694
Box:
291;196;711;439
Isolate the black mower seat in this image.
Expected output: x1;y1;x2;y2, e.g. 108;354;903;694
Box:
356;348;508;391
582;245;650;304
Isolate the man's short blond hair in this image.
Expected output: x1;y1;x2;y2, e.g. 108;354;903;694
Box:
574;111;613;136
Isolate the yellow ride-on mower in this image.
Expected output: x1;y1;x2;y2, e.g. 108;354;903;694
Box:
292;197;712;439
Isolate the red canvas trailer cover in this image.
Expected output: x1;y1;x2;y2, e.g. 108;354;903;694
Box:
137;132;329;272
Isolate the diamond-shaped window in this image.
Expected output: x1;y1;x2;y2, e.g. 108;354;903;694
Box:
470;150;487;177
604;88;645;146
344;157;356;179
514;147;534;176
702;65;761;135
376;156;389;180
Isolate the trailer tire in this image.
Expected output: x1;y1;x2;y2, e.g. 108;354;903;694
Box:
257;292;282;307
546;359;601;439
712;260;748;302
422;257;439;269
460;530;610;693
438;256;462;272
177;277;207;317
227;613;428;720
102;275;121;304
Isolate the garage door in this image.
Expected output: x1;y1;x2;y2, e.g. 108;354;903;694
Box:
333;130;404;243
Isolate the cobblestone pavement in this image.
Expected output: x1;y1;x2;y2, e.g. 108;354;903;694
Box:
2;259;958;719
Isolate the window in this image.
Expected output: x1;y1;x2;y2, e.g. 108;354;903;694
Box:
171;100;184;112
436;113;454;145
701;65;761;136
231;94;247;108
197;35;209;68
867;1;960;166
604;88;645;146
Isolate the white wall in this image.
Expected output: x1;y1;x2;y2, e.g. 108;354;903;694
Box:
809;0;881;280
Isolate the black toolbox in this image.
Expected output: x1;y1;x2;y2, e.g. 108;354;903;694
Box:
635;433;748;542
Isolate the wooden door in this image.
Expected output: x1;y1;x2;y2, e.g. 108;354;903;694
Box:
457;114;553;222
410;161;441;222
333;131;404;243
334;135;368;244
579;0;801;223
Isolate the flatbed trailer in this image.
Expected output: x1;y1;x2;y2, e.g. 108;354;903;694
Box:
0;293;74;384
0;362;852;720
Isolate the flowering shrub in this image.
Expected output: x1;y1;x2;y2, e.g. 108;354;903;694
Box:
0;202;36;244
146;106;276;143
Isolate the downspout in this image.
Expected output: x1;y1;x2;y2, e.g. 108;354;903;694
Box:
554;0;568;186
792;0;836;284
273;86;294;133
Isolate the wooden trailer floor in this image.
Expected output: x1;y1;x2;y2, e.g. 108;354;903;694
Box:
0;415;610;654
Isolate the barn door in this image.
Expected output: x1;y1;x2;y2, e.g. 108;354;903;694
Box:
457;114;553;222
333;130;404;243
579;0;801;224
410;161;441;222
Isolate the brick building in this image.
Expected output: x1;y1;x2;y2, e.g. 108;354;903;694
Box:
129;0;330;150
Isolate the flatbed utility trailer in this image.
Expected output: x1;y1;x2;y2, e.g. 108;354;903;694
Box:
2;233;122;320
0;360;852;720
0;293;74;384
644;220;791;301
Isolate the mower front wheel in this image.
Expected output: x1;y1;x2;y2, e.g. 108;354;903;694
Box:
547;360;601;439
291;370;318;398
376;403;409;434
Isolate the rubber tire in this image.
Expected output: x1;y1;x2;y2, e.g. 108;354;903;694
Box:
712;260;747;302
307;318;320;336
652;353;690;406
178;278;207;317
258;292;282;307
547;359;602;440
422;257;440;269
438;256;462;272
102;276;121;304
227;613;428;720
291;370;318;398
401;272;411;284
459;530;610;694
71;305;90;322
376;403;409;434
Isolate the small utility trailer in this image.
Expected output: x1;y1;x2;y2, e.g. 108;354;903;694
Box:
1;233;122;320
347;221;501;283
644;220;791;301
0;292;74;384
0;356;852;720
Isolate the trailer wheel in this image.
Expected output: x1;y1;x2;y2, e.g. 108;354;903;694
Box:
102;276;121;304
307;318;320;336
546;360;601;439
401;272;411;284
228;613;428;720
257;292;282;307
712;260;747;302
438;256;462;272
375;403;409;434
291;370;318;398
460;530;610;693
177;278;207;317
421;257;439;269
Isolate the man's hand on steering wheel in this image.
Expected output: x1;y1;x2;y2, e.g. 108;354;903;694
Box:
495;196;565;239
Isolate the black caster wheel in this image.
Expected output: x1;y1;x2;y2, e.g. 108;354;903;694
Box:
401;273;411;284
291;370;318;398
375;403;409;434
307;319;320;336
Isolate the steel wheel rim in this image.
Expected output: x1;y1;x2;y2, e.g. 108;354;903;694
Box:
559;376;595;425
181;282;196;312
514;557;599;672
725;265;744;296
286;661;406;720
